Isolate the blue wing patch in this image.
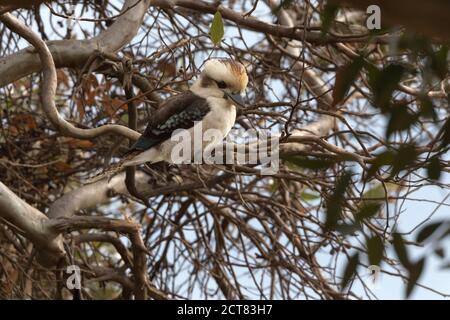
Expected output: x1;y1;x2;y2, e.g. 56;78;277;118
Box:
132;135;162;150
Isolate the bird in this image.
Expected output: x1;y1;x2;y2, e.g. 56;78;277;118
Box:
89;58;248;182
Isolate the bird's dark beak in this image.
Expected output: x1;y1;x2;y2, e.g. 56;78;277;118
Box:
225;93;245;107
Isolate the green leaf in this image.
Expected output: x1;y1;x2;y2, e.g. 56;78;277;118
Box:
418;95;437;120
362;185;385;199
120;113;129;124
368;64;405;112
430;45;448;79
427;156;442;181
416;221;443;243
390;144;418;177
332;56;365;106
321;3;339;35
355;202;382;222
385;103;418;138
393;233;410;268
210;11;224;46
356;184;395;222
325;171;352;230
335;223;360;235
341;252;359;290
366;235;384;266
301;191;320;201
439;117;450;148
405;258;425;298
366;150;395;179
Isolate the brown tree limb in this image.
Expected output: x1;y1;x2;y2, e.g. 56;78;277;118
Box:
0;12;140;140
74;234;133;268
47;172;154;219
0;181;65;265
153;0;392;45
0;0;151;87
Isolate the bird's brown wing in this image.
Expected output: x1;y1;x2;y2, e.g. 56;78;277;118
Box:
130;91;210;151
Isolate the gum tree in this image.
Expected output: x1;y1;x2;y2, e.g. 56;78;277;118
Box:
0;0;449;299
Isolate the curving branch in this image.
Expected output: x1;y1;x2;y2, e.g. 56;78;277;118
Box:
0;12;140;140
0;0;151;87
280;116;336;152
0;171;155;273
47;171;153;219
47;170;235;220
0;181;65;263
0;0;341;270
0;0;393;89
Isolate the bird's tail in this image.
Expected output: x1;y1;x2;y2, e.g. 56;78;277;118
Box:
85;150;141;184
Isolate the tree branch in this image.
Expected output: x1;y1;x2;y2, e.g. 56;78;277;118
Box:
0;181;65;264
47;172;154;219
153;0;391;45
0;0;151;87
0;12;140;140
265;0;336;145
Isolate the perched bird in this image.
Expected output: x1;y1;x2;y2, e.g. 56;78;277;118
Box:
90;58;248;182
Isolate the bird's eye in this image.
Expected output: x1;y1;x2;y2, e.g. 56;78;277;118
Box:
217;81;227;89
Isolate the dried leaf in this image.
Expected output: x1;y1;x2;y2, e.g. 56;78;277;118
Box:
67;138;95;149
56;69;69;88
54;161;72;173
75;98;85;120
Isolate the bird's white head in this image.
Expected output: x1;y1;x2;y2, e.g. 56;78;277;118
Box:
191;59;248;106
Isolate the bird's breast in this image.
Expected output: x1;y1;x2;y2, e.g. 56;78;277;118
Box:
157;98;236;164
204;97;236;137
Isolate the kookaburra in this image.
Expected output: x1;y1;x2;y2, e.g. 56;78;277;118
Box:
95;59;248;180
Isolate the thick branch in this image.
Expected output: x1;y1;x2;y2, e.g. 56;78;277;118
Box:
0;0;151;87
50;215;153;299
47;171;153;219
153;0;391;45
0;12;140;140
0;181;65;260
